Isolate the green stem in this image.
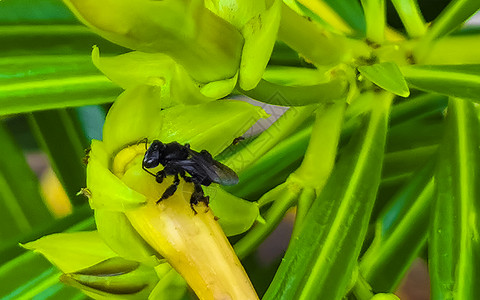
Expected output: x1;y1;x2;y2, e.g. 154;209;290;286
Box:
278;3;369;66
415;0;480;61
361;0;386;43
294;101;346;190
390;0;426;37
223;105;315;173
361;162;434;291
238;78;349;107
424;33;480;65
234;185;298;259
291;187;315;239
352;274;375;300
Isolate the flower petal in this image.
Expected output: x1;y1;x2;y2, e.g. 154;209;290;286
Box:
103;85;268;158
63;0;243;83
94;209;159;265
61;257;159;300
87;140;146;210
92;47;215;107
102;85;162;156
157;100;269;156
205;185;259;236
23;231;117;273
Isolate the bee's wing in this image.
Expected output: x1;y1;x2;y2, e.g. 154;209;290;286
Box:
182;150;239;186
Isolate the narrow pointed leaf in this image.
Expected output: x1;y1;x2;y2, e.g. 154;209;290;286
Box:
1;217;94;299
401;64;480;102
358;62;410;97
360;162;434;292
0;123;53;238
28;109;89;204
422;0;480;43
61;257;158;298
0;54;120;115
0;25;125;56
309;0;366;33
430;97;480;299
264;93;392;300
23;231;117;274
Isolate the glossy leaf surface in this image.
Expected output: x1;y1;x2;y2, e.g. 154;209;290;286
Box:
264;93;392;299
358;62;410;97
401;64;480;101
430;97;480;300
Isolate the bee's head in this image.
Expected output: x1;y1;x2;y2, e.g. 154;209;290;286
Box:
143;140;165;169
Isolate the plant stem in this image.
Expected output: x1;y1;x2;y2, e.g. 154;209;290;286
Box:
238;78;349;106
278;3;370;66
361;0;386;43
352;274;375;300
223;105;315;173
415;0;480;62
294;101;346;191
390;0;426;38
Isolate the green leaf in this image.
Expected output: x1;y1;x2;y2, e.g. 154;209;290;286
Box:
22;231;118;274
401;64;480;101
0;123;53;238
360;162;434;292
430;97;480;299
425;33;480;65
223;104;315;173
358;62;410;97
0;216;94;299
28;109;89;204
102;85;268;157
263;93;392;300
0;25;126;56
0;0;77;24
0;61;120;115
0;205;93;266
64;0;243;83
148;265;187;300
318;0;366;33
422;0;480;43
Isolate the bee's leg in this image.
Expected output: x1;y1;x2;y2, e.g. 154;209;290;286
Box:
199;150;213;160
157;173;180;203
155;170;166;183
189;183;210;214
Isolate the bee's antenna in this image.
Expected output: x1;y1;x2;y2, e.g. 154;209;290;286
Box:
142;164;157;177
137;137;149;150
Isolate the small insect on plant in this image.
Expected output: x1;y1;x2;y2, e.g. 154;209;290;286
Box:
142;140;239;212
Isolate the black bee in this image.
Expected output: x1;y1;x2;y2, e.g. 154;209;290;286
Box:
142;140;239;212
